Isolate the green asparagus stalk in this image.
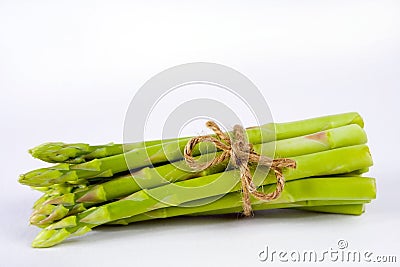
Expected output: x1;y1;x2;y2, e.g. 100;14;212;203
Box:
32;144;373;247
29;112;363;164
29;140;168;164
20;112;365;188
30;124;367;227
199;201;369;216
110;200;370;225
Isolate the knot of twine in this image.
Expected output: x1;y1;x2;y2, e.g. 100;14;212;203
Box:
184;121;296;216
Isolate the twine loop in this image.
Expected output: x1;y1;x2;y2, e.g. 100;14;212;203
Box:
184;121;296;216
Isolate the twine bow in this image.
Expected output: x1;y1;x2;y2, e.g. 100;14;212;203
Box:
184;121;296;216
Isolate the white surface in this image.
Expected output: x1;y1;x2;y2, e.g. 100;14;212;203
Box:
1;0;399;266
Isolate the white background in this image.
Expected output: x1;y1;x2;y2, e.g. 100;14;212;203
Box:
1;0;399;266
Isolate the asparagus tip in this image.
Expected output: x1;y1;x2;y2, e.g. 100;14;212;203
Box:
32;228;71;248
31;205;69;227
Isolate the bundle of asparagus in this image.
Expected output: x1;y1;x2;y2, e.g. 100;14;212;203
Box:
19;112;376;248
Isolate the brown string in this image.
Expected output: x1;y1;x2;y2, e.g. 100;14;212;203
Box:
184;121;297;216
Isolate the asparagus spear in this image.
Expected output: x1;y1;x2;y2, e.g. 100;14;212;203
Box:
30;124;367;227
21;112;365;188
109;199;369;225
31;144;373;247
29;140;169;164
111;201;369;225
29;112;363;165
